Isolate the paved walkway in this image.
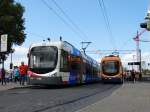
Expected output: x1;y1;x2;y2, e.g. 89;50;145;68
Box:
0;82;28;91
77;82;150;112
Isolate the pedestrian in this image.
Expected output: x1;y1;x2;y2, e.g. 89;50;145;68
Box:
0;68;2;82
13;66;20;83
19;62;28;85
1;68;6;85
123;72;127;81
131;70;135;83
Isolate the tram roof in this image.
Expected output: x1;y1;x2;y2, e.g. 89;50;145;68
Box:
29;41;81;56
81;52;99;65
29;41;99;65
101;55;121;62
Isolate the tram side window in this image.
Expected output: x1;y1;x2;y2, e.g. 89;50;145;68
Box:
93;67;96;76
60;50;69;72
89;63;93;75
70;62;81;72
83;62;86;74
86;63;91;75
95;65;99;76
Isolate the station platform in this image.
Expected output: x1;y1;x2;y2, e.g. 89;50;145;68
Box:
77;82;150;112
0;82;28;91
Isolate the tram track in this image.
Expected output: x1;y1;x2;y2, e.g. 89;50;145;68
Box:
32;84;120;112
0;83;121;112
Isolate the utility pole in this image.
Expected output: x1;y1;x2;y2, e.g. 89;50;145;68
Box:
139;49;142;80
139;8;150;80
133;30;146;80
135;31;140;74
136;31;140;64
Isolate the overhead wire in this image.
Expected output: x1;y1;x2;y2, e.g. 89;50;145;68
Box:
41;0;86;41
51;0;90;41
121;38;132;50
97;0;117;50
101;0;114;41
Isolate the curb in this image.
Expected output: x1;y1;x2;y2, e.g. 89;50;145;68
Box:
8;85;33;90
0;84;32;92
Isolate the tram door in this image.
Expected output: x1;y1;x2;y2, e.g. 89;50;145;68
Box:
70;56;82;84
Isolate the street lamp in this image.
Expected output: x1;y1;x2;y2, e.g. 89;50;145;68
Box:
10;48;15;69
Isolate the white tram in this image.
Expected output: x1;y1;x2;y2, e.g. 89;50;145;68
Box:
27;41;100;85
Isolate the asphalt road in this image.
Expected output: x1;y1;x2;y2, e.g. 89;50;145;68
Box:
0;83;121;112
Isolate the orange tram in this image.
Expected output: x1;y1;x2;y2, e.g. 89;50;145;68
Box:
101;55;124;83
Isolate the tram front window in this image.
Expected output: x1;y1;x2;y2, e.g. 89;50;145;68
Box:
102;61;119;76
29;46;58;74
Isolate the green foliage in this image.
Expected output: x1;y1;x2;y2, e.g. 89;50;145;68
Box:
0;0;26;53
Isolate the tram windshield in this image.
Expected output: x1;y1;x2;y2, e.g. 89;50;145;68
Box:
29;46;58;74
102;61;119;75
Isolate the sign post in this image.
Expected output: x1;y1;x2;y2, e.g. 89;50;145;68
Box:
0;34;8;70
1;34;8;52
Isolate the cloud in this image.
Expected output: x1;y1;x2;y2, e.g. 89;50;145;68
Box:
121;51;150;69
121;51;150;63
5;46;28;69
14;46;28;56
121;52;137;63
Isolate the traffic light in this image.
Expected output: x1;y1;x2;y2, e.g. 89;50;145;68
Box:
140;22;147;28
140;21;150;31
140;9;150;31
147;20;150;30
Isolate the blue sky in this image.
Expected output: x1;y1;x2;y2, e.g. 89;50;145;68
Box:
19;0;150;49
5;0;150;68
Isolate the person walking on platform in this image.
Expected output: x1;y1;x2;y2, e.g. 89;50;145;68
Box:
131;70;136;83
1;68;6;85
0;69;1;82
19;62;28;85
13;66;20;83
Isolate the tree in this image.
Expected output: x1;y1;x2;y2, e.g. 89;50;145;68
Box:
0;0;26;55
